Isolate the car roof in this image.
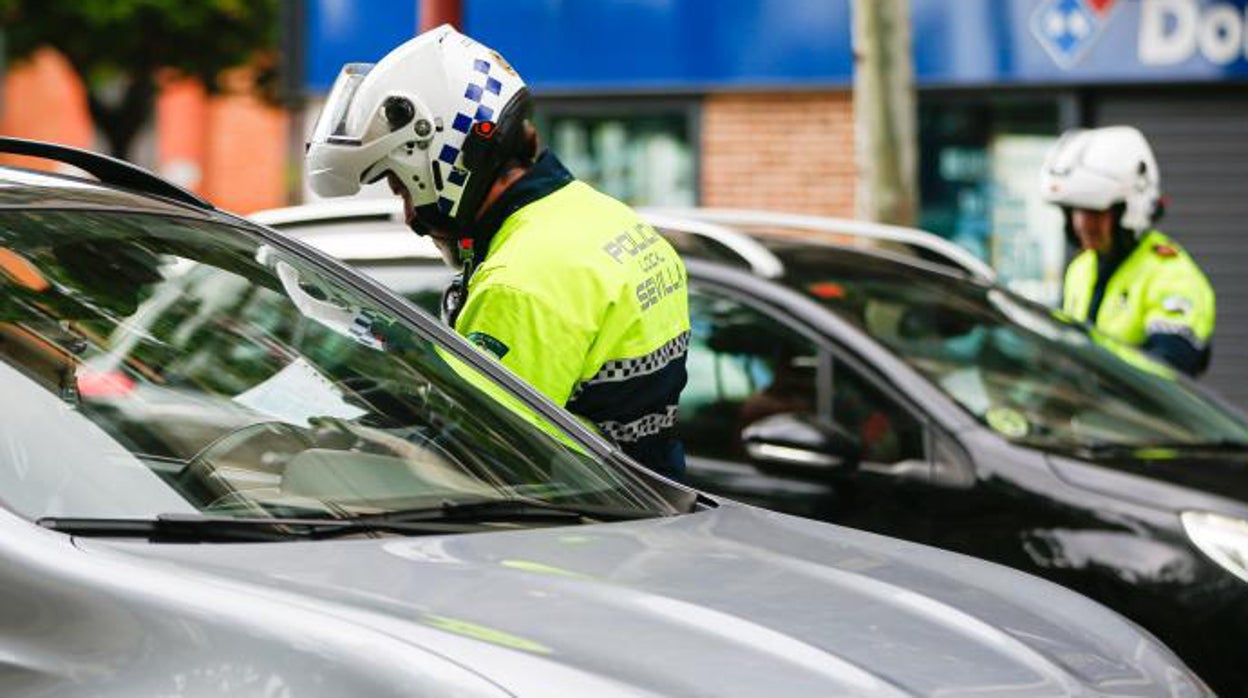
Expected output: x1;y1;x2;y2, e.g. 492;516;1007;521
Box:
248;197;405;227
760;234;978;287
250;199;973;284
250;198;443;262
643;206;996;282
641;210;786;278
0;166;221;219
252;199;785;274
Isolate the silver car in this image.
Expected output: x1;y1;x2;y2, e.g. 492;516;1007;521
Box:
0;138;1212;696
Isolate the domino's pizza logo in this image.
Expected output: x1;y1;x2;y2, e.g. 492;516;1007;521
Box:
1031;0;1121;68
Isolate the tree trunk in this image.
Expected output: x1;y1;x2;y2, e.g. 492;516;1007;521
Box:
852;0;918;226
85;75;156;161
420;0;463;31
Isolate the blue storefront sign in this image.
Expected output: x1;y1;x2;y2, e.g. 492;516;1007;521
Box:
305;0;419;93
914;0;1248;85
464;0;854;91
301;0;1248;93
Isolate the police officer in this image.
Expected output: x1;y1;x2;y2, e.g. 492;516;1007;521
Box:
305;26;690;478
1041;125;1215;377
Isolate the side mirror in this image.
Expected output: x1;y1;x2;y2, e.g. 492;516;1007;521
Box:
741;413;861;477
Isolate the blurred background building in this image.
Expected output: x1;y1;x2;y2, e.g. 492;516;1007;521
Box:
3;0;1248;405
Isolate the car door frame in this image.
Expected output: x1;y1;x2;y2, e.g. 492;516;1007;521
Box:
682;260;981;493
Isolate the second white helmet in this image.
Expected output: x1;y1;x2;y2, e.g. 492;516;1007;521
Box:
1040;125;1161;233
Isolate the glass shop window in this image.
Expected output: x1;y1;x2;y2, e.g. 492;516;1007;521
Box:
536;103;697;207
919;98;1065;306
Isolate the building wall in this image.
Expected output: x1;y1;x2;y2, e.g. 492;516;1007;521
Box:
0;49;94;171
154;67;289;214
701;91;856;217
0;49;288;215
197;69;289;214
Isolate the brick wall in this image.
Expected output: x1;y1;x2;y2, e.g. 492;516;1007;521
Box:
195;68;289;214
701;91;856;217
1;49;288;215
0;48;94;170
156;68;289;214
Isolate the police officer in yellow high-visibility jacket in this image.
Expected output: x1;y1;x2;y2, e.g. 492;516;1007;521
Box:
1041;126;1215;376
305;26;690;477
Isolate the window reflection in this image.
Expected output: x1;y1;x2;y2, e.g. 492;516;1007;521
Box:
0;210;669;522
543;109;696;206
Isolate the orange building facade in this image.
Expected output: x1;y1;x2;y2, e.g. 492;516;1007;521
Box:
1;48;290;215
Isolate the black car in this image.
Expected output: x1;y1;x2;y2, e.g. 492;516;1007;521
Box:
260;200;1248;696
677;237;1248;697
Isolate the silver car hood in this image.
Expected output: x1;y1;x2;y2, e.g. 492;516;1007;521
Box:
91;504;1202;697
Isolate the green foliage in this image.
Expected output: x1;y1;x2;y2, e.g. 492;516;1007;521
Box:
1;0;277;89
0;0;280;157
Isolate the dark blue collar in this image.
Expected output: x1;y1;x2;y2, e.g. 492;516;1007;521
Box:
1095;230;1139;276
1088;232;1140;321
470;150;574;263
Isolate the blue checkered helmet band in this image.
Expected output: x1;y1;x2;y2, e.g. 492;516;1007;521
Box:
434;56;515;217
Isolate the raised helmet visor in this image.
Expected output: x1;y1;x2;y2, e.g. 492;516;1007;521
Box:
305;62;440;201
311;63;375;145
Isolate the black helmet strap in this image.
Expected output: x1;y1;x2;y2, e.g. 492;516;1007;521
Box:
454;88;534;229
407;88;534;245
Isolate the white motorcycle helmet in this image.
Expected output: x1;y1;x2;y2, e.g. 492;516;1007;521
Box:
305;25;533;235
1040;125;1161;233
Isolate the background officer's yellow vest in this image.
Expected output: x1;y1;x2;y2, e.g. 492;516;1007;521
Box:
1062;230;1214;349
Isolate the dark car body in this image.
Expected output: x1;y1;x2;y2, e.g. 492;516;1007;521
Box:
258;201;1248;696
676;245;1248;696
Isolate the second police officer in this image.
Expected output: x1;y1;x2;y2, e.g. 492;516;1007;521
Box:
1042;125;1215;377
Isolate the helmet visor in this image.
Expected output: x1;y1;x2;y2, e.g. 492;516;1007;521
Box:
310;63;375;145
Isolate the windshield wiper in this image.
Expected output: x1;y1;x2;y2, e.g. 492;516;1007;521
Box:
37;513;485;543
351;498;663;526
39;499;666;543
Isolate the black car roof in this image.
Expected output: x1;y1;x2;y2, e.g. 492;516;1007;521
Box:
754;234;985;291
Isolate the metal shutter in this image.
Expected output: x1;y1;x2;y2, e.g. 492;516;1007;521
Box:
1094;91;1248;410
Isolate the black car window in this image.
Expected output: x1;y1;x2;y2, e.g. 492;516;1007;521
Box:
830;357;926;466
682;289;818;460
683;286;924;467
760;241;1248;451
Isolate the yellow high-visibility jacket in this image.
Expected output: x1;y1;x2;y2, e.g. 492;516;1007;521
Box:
454;152;690;477
1063;230;1215;376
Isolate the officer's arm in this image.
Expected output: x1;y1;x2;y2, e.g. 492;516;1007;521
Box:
453;282;589;406
1140;271;1215;377
1140;334;1205;376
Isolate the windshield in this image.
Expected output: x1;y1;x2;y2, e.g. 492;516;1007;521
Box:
772;244;1248;451
355;261;454;316
0;209;674;527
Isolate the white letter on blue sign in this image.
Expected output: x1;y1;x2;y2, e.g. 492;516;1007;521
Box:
1198;4;1244;65
1140;0;1199;65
